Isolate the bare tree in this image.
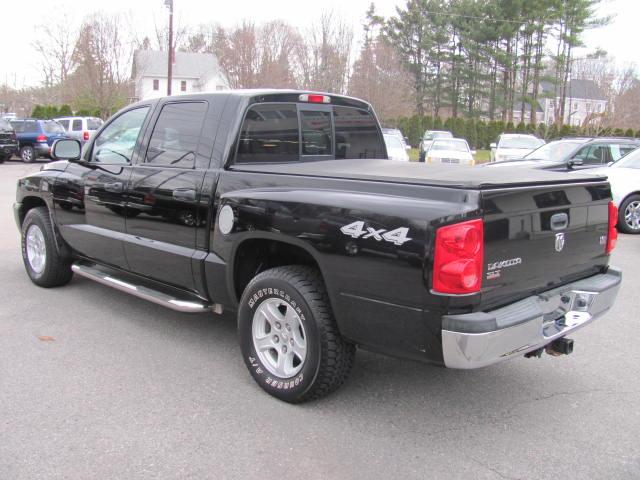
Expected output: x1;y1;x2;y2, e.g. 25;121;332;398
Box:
295;12;354;94
349;39;413;121
70;13;135;117
33;12;78;102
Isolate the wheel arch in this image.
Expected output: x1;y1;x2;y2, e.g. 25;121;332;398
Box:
18;196;71;257
17;196;48;227
230;235;328;304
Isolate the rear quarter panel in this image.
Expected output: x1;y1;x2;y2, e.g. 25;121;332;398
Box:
208;170;482;363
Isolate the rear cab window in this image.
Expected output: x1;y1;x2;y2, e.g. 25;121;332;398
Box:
235;102;384;164
87;118;103;130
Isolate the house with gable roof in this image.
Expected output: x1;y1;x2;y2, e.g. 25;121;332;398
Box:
131;50;229;101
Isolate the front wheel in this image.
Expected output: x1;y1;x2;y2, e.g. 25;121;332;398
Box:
618;194;640;234
20;146;35;163
21;207;73;287
238;266;355;403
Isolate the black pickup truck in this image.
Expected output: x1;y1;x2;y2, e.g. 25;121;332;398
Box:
14;90;622;403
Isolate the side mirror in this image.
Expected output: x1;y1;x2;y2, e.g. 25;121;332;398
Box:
606;161;614;166
471;150;477;155
51;139;82;161
568;158;584;169
490;143;497;149
405;145;411;151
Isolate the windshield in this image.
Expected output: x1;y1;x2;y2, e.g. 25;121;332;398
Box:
384;134;403;150
43;121;66;134
430;139;469;152
611;148;640;169
424;131;453;140
499;136;544;149
523;140;586;161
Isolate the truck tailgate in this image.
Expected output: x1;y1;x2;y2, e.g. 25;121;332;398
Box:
479;182;612;310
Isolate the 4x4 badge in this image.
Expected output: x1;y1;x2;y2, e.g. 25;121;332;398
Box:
555;232;565;252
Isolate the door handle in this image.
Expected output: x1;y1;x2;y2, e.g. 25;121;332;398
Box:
104;182;124;193
172;188;197;201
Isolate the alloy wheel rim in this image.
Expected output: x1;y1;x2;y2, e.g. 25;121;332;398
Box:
625;201;640;230
23;149;32;161
26;224;46;274
252;298;307;379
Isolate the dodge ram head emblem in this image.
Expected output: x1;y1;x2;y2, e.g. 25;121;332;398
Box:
555;232;565;252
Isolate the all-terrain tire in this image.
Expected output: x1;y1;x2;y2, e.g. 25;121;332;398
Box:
21;207;73;287
238;265;355;403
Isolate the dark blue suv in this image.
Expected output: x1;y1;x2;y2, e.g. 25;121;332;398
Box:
9;119;69;162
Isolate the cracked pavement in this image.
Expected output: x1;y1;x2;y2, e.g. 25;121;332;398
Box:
1;162;639;479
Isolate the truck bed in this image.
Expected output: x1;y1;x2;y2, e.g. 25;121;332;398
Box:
232;159;608;190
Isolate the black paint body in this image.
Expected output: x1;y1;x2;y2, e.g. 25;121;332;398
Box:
15;91;614;365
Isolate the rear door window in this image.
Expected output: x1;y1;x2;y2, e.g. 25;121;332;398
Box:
43;121;65;134
144;101;207;168
57;119;70;129
72;119;83;131
24;121;39;133
236;104;300;163
10;120;23;132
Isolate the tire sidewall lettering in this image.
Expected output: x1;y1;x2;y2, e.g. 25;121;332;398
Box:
240;280;318;398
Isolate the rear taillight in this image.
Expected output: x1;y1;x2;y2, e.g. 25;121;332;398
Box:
433;219;484;295
36;134;47;142
83;131;89;141
606;201;618;254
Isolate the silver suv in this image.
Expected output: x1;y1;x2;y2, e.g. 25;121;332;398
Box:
54;116;104;145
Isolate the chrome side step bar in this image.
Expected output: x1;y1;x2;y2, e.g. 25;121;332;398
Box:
71;262;218;314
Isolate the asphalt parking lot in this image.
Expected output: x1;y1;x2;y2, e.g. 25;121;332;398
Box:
0;161;639;479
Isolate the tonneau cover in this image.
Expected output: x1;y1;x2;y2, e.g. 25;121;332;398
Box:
232;159;607;190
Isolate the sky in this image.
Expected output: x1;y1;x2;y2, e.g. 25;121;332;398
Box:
3;0;639;89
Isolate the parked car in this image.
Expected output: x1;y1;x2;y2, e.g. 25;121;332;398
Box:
490;134;545;162
381;128;409;149
14;90;621;403
54;116;104;145
0;118;19;162
590;148;640;234
485;137;640;171
419;130;453;162
9;119;69;162
424;138;474;165
383;132;410;161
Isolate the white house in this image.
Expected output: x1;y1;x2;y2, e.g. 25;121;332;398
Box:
131;50;229;101
510;79;609;127
539;79;608;127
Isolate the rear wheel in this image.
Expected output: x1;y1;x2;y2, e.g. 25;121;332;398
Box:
21;207;73;287
20;145;35;163
238;265;355;403
618;194;640;234
0;154;5;164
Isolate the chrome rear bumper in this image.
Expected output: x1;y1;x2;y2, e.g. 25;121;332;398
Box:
442;267;622;369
